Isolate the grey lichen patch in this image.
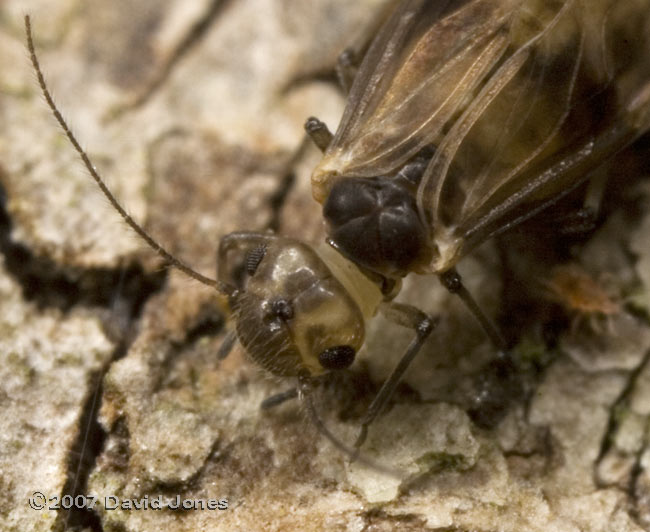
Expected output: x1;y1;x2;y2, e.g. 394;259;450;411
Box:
525;359;645;530
78;0;170;91
635;439;650;528
597;407;648;487
89;333;225;526
277;0;389;84
560;312;650;372
0;259;114;532
630;359;650;418
595;355;650;528
144;129;281;269
347;403;480;503
121;399;217;485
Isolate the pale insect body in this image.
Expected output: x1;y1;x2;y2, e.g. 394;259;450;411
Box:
25;0;650;463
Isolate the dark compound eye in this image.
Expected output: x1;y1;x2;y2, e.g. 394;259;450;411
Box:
318;345;356;370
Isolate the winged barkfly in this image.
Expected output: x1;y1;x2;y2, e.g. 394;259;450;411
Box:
25;0;650;468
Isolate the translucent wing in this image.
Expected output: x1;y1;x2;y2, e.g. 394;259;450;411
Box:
418;0;650;270
312;0;650;270
312;0;517;202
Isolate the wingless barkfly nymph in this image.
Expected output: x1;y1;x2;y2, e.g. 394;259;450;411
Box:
25;0;650;468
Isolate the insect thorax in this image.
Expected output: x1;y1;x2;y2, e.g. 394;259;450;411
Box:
323;175;435;279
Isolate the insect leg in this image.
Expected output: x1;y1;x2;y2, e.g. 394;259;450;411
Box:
335;49;359;94
552;206;598;236
467;348;521;429
539;165;611;237
438;268;528;427
558;165;611;235
439;268;507;352
216;330;238;360
260;388;298;409
335;0;404;93
353;302;437;453
304;117;333;152
298;376;400;477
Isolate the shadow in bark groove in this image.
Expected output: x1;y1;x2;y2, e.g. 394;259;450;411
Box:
108;0;234;119
0;180;166;313
0;178;169;532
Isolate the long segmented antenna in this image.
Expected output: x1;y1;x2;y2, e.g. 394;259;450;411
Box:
25;15;235;298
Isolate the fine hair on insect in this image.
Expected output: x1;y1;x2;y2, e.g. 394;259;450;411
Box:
25;0;650;474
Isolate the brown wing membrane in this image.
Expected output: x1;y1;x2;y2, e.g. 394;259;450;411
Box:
312;0;516;202
419;0;650;271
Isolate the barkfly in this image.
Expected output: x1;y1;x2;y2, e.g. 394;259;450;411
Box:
25;0;650;469
542;264;620;319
